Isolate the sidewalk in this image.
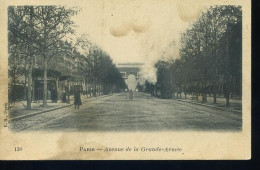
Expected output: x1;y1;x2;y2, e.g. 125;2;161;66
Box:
8;94;108;121
174;94;242;114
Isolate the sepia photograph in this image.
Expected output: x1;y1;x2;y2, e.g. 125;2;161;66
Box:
0;0;251;160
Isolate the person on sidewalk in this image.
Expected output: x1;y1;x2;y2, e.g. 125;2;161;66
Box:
129;89;133;101
62;91;67;103
74;91;82;109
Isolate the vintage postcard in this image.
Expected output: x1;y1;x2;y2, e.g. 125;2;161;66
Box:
0;0;251;160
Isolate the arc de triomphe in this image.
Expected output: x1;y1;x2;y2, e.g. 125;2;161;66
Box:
116;63;144;91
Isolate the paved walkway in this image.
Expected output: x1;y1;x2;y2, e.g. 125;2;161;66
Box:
174;94;242;113
8;94;107;121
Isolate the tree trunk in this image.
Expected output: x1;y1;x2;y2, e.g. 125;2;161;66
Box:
67;79;71;103
43;58;47;107
202;84;207;103
196;90;199;101
225;19;230;107
27;7;34;108
87;84;89;97
202;93;207;103
172;85;175;99
13;69;16;105
32;79;35;102
56;78;59;103
99;83;101;94
231;76;233;99
94;85;97;97
213;80;217;104
226;94;230;107
225;83;230;107
24;68;27;101
209;85;211;97
27;65;32;109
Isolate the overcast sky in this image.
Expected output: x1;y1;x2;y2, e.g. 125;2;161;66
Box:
71;0;204;83
72;0;204;62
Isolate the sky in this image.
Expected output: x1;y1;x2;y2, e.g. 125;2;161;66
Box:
71;0;204;83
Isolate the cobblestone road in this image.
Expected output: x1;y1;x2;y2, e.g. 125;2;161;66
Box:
9;92;242;132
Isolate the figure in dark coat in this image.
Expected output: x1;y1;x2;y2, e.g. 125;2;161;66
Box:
129;89;133;101
74;91;82;109
62;91;67;103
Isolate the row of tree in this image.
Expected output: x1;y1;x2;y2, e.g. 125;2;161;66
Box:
150;6;242;106
85;46;127;95
8;6;126;109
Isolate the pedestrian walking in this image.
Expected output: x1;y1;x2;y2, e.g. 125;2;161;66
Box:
62;91;67;103
74;91;82;109
129;89;133;101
